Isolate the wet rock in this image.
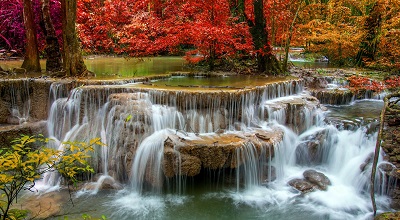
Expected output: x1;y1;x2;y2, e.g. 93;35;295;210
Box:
296;129;328;165
295;142;320;166
84;175;123;191
360;153;373;172
307;77;328;89
158;127;284;185
264;94;325;133
12;67;26;75
0;121;48;148
261;165;276;184
310;90;355;105
366;120;380;135
303;169;331;191
379;163;395;173
374;212;400;220
163;144;202;178
288;178;318;193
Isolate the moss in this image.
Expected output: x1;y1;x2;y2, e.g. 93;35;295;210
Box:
375;212;400;220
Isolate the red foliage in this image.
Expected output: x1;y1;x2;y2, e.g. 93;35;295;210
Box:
0;0;62;52
384;76;400;90
77;0;253;61
347;75;400;92
0;0;301;64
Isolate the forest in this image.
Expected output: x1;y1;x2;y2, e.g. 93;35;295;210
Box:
0;0;400;75
2;1;400;219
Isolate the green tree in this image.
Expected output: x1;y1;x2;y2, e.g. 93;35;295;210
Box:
0;135;103;220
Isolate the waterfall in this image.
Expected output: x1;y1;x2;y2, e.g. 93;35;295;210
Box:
39;77;393;219
3;79;31;124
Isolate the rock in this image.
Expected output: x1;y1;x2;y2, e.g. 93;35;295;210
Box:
264;94;324;133
360;153;374;172
296;129;328;165
303;169;331;190
379;163;395;173
388;117;400;126
12;67;26;75
83;175;123;191
375;212;400;220
261;165;276;184
288;178;318;193
0;71;9;76
307;77;328;89
163;146;202;178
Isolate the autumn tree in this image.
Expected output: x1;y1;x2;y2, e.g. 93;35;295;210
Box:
61;0;88;76
358;0;400;71
282;0;304;71
356;0;384;67
0;0;25;52
376;0;400;71
247;0;282;73
296;0;365;65
21;0;41;72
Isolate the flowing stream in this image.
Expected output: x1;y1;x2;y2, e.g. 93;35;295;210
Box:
37;75;392;220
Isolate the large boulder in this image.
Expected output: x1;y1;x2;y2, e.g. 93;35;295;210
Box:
303;169;331;191
288;178;318;193
288;170;331;193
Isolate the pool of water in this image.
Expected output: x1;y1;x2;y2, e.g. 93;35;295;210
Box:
0;56;186;78
325;99;384;125
137;75;296;90
85;56;186;78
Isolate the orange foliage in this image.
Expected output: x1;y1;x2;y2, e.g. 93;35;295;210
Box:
296;1;364;64
373;0;400;70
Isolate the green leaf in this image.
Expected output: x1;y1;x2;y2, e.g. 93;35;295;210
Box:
125;114;132;122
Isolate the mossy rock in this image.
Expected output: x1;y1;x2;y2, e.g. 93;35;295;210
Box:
375;212;400;220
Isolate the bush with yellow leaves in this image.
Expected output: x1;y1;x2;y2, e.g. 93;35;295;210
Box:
0;135;104;220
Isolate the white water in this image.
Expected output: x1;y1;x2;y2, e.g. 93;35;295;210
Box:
41;80;392;219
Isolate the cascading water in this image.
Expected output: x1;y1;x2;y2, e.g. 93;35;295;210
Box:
40;77;392;219
3;80;32;124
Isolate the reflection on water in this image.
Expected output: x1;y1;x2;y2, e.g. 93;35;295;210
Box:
84;56;186;78
147;75;295;89
1;57;336;77
326;100;384;122
0;56;186;78
292;61;333;69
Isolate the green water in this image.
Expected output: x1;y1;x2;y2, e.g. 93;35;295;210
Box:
84;56;186;78
0;56;336;78
0;56;186;78
145;75;294;90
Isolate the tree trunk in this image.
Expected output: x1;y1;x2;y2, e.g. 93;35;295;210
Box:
42;0;62;72
283;0;302;71
21;0;41;72
249;0;281;74
370;95;388;216
229;0;245;22
61;0;87;77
